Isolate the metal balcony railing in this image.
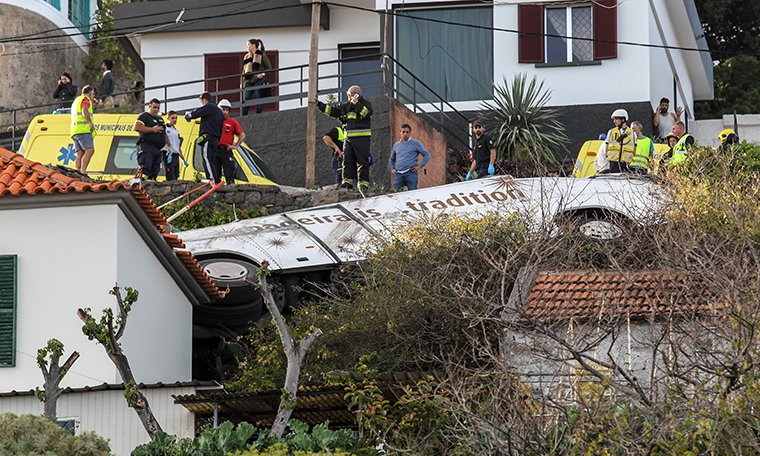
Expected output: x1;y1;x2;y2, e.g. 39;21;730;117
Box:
0;53;471;153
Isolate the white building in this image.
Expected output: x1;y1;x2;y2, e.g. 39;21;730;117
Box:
0;147;222;454
114;0;712;126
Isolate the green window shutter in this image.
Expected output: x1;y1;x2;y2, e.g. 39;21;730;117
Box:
0;255;17;367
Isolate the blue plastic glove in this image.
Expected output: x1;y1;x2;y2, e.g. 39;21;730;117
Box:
184;112;192;122
182;159;189;167
466;172;473;181
488;164;495;175
166;154;172;164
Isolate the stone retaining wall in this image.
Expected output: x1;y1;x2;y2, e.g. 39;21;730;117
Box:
143;181;384;216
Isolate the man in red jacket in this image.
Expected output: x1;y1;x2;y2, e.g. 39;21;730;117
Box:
217;99;246;184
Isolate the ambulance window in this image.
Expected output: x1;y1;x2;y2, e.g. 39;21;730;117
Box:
112;137;139;169
104;136;140;175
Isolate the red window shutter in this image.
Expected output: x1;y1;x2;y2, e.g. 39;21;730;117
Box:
593;0;617;60
204;51;280;113
518;4;544;63
204;53;245;114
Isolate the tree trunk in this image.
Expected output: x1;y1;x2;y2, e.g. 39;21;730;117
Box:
247;268;321;438
108;350;163;438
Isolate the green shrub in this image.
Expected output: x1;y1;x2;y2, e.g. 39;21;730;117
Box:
163;200;263;231
0;413;111;456
132;420;375;456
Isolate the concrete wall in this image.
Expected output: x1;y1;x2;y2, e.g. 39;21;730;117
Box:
691;114;760;148
388;98;448;188
0;2;87;125
236;95;392;189
0;386;196;456
0;203;193;391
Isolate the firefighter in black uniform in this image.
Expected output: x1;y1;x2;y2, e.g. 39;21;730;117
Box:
316;85;373;190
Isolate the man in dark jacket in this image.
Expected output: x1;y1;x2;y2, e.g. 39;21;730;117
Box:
316;85;373;190
185;92;224;183
53;72;78;110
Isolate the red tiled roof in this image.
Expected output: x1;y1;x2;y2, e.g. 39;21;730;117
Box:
0;147;222;299
523;270;718;321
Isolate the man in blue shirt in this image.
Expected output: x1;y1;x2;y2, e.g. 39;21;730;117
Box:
389;124;431;191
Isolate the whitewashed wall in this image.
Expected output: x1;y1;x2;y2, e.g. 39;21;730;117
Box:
691;114;760;148
142;5;380;113
0;386;196;456
0;203;193;392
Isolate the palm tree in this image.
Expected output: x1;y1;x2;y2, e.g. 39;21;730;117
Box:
480;74;567;166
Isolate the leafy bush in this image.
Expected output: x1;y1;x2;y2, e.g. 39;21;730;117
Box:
132;420;375;456
163;200;263;231
479;74;567;166
0;413;111;456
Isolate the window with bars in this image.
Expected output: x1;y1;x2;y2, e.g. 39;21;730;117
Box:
518;0;617;64
546;6;593;63
0;255;17;368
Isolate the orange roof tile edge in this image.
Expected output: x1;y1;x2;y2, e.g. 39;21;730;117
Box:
0;147;222;299
524;269;717;320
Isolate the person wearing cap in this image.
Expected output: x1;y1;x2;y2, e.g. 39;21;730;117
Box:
629;121;654;174
185;92;224;184
216;99;245;184
315;85;373;190
717;129;739;152
133;98;166;180
466;121;496;180
604;108;636;173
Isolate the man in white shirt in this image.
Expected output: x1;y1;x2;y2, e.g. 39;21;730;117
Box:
653;97;682;142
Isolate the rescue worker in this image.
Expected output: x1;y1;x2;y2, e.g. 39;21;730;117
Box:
185;92;224;184
70;85;97;175
322;122;346;186
629;121;654;174
316;85;373;191
133;98;166;180
604;108;636;173
217;99;245;185
657;132;679;172
466;120;496;180
717;129;739;152
669;121;694;165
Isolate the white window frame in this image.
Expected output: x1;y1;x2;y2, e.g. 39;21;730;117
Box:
545;4;593;63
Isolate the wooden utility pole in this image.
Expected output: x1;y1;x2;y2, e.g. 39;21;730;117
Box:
305;2;321;188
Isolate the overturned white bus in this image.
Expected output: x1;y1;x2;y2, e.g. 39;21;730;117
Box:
179;174;664;328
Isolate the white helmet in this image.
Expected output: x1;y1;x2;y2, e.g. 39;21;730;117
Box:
611;108;628;120
218;99;232;108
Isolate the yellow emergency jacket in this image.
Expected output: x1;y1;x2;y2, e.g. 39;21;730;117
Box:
630;136;652;171
606;126;636;163
70;95;94;137
671;134;693;165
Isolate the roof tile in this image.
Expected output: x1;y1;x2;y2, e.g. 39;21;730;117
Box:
523;269;716;321
0;146;222;300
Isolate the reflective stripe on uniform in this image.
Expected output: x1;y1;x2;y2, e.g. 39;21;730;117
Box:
606;127;636;163
630;136;651;171
70;95;93;137
671;134;692;164
347;130;371;137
